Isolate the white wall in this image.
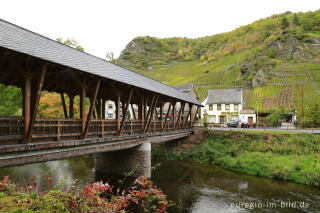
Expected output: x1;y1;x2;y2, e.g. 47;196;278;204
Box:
239;114;256;124
204;103;243;123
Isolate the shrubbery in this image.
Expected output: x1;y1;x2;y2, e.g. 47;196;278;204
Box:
0;175;170;212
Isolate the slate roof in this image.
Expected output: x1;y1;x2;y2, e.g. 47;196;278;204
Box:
172;84;194;92
240;109;255;114
0;19;201;106
206;89;242;104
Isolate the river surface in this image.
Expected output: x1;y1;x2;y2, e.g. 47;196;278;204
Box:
0;156;320;213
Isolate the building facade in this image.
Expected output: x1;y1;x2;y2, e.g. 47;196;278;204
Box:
201;89;245;124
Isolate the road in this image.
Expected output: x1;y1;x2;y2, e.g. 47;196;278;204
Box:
207;127;320;134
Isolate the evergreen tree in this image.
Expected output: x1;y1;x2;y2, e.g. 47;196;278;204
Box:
293;13;299;25
281;17;289;29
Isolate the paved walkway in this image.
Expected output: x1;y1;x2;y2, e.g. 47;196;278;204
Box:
207;127;320;134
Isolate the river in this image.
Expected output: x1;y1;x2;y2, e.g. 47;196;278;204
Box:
0;156;319;213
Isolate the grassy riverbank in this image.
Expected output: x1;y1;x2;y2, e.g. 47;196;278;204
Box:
152;130;320;186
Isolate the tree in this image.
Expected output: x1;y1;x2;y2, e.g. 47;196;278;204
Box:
0;85;22;116
306;103;320;124
280;17;289;29
106;51;114;62
56;38;84;51
266;48;276;58
293;13;299;26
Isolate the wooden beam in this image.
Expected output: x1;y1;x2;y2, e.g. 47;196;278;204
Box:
26;64;47;141
119;88;133;134
173;102;176;128
144;95;155;130
145;95;158;132
116;93;121;132
174;102;184;130
96;98;102;119
102;99;106;119
83;80;101;137
160;103;163;129
24;74;31;138
131;104;137;120
181;102;186;129
191;106;199;127
140;97;145;131
69;94;75;118
184;103;192;128
80;77;86;133
144;96;147;121
162;101;172;131
60;93;68;118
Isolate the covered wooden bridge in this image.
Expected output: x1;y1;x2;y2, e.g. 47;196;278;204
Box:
0;19;201;163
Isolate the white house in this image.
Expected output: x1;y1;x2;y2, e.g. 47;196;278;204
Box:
239;109;256;126
201;88;250;124
105;100;116;119
104;100;138;120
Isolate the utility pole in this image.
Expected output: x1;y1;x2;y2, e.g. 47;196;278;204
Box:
257;107;259;127
302;84;304;129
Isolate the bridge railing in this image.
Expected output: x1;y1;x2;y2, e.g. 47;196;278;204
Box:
0;117;191;144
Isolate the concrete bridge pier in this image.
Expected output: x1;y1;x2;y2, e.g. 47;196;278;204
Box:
94;142;151;178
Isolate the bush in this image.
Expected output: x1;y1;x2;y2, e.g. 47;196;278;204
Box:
266;48;276;58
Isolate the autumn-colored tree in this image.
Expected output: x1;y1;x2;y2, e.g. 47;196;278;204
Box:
38;92;81;118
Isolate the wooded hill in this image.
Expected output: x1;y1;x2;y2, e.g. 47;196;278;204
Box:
115;10;320;116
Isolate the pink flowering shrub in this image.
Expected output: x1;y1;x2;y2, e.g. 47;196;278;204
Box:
0;175;169;212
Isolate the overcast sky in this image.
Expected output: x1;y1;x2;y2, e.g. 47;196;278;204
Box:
0;0;319;59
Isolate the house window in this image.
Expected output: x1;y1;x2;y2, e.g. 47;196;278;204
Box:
108;113;113;118
234;104;238;110
226;104;230;110
108;104;113;109
209;104;213;111
217;104;221;110
209;115;216;123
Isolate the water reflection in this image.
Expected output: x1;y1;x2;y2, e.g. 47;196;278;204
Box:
0;157;319;213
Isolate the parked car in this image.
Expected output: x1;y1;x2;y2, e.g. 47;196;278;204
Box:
227;120;238;127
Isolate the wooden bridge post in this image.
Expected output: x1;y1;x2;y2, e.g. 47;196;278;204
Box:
175;102;184;130
101;120;104;138
144;95;154;131
131;104;137;120
181;102;186;129
191;105;199;127
69;94;75;118
60;93;68;118
173;102;176;129
162;101;172;131
160;103;163;130
80;77;86;134
116;93;121;133
102;98;106;119
119;89;133;135
24;74;31;138
57;120;61;141
26;64;47;141
84;80;101;137
140;97;144;131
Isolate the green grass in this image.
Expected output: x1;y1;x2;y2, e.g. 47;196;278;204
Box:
152;130;320;186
